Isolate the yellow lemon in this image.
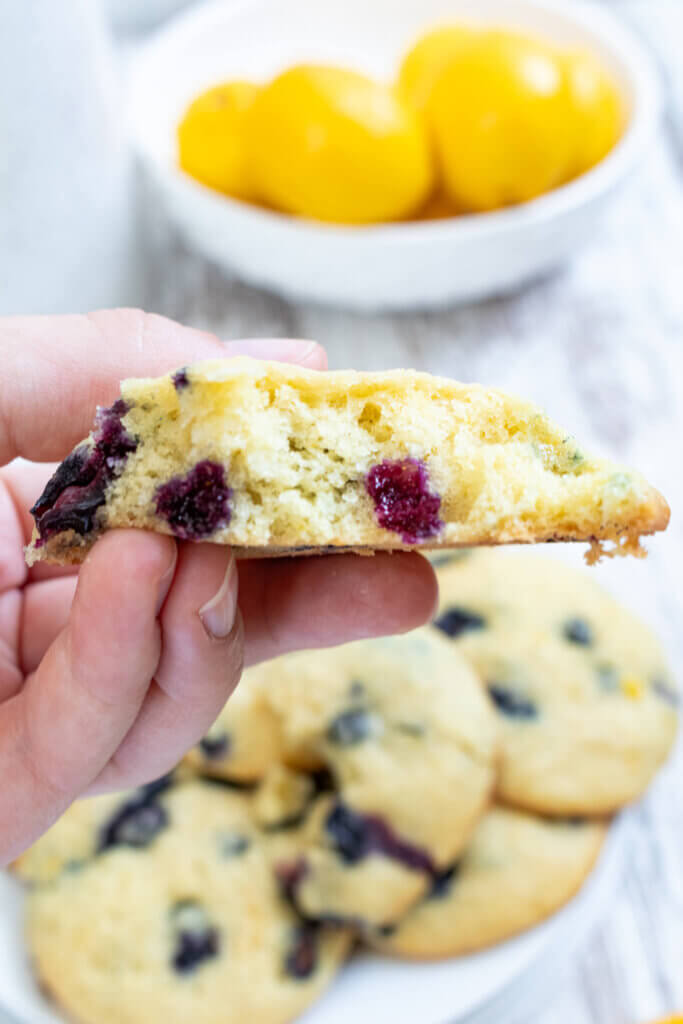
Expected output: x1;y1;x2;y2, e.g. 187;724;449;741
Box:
178;80;259;200
412;192;460;221
398;24;475;113
246;65;435;224
427;30;572;212
562;48;624;178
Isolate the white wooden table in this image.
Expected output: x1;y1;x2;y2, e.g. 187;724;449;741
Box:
136;3;683;1020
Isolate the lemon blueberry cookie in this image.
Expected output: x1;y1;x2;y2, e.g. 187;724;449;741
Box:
368;807;606;958
432;550;678;815
26;358;668;565
247;631;498;927
25;782;351;1024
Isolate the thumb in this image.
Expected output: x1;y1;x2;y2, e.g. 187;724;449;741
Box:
0;530;175;864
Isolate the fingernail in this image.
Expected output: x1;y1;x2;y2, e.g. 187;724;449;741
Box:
155;544;178;615
199;552;238;640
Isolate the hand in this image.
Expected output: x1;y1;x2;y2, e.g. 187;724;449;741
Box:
0;310;437;865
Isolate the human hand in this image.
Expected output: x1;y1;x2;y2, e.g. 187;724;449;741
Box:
0;310;437;865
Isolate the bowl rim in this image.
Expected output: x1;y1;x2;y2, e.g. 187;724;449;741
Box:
129;0;661;242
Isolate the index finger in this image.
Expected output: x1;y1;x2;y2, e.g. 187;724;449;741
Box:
0;310;326;464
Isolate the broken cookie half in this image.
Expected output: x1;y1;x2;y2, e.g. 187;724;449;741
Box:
26;359;669;566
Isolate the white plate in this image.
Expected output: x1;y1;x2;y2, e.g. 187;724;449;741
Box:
128;0;660;310
0;813;631;1024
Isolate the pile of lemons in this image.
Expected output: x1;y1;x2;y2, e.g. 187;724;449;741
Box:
178;23;624;224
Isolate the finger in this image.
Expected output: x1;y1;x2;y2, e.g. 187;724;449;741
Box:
20;576;77;673
0;530;175;864
0;309;327;463
0;461;81;584
0;470;27;593
87;543;242;793
0;590;22;703
238;551;439;666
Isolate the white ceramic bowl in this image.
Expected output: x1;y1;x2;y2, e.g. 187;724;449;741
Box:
129;0;660;310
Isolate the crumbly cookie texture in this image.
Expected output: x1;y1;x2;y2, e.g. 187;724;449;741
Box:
368;807;607;958
25;782;351;1024
432;550;678;815
242;631;499;927
26;358;668;565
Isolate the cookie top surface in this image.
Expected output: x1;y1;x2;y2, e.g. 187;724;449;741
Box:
368;806;606;958
184;677;281;783
247;630;498;926
26;358;667;566
26;782;350;1024
12;774;178;885
432;550;678;814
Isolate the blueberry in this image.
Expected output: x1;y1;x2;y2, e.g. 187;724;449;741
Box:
154;460;231;540
199;733;230;759
32;401;137;542
652;678;678;707
275;859;309;902
217;831;251;857
98;791;168;852
349;681;366;700
325;803;368;863
428;862;460;900
327;709;376;746
434;606;486;639
563;618;594;646
172;367;190;391
325;802;434;873
487;684;538;720
284;924;319;980
170;901;220;974
365;458;443;544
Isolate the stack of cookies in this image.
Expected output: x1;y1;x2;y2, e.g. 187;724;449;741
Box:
12;550;677;1024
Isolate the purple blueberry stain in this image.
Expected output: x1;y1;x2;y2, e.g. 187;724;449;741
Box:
284;924;319;980
31;400;137;543
276;859;310;903
428;862;460;900
154;460;231;540
324;802;434;873
365;458;443;544
172;367;190;391
170;901;220;974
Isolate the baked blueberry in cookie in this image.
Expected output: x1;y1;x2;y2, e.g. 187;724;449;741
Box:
433;606;487;639
155;460;231;540
365;458;443;543
30;400;137;545
170;901;220;974
563;617;594;646
26;358;668;566
486;684;538;721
